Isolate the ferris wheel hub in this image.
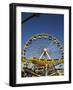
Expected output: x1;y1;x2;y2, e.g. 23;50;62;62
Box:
43;48;48;52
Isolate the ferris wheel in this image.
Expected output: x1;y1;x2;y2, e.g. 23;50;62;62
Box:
22;33;64;59
21;33;64;77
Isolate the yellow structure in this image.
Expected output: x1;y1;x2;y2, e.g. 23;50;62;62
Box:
22;57;64;66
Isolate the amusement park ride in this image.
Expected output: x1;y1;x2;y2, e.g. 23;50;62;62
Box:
21;13;64;77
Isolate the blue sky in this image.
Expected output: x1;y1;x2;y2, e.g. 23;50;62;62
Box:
21;12;64;50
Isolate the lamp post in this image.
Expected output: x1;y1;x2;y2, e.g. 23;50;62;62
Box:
22;13;40;24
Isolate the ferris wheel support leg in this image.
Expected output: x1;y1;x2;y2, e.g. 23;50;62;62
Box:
46;52;51;59
39;52;44;60
39;52;51;60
